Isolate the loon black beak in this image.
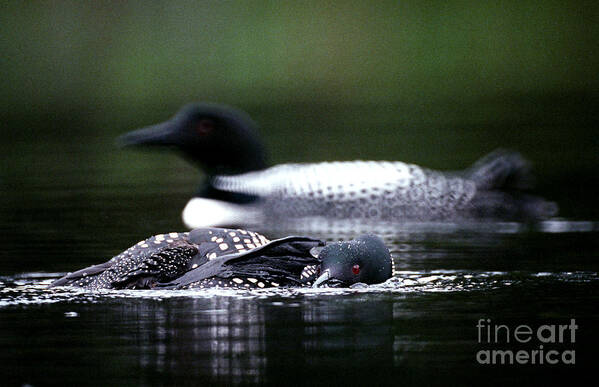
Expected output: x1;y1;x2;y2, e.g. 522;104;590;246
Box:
312;269;330;288
117;121;180;148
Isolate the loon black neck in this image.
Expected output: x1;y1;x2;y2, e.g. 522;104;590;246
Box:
195;179;259;204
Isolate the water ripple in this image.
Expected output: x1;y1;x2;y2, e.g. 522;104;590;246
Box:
1;270;597;307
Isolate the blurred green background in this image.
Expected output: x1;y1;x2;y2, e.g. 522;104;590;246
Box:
2;1;598;112
1;0;598;247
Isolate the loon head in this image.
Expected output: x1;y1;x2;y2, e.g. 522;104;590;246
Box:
118;103;268;176
313;235;393;287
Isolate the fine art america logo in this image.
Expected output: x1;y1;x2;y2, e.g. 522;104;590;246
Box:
476;319;577;365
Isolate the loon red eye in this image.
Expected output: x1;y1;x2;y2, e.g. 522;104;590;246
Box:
352;264;360;275
197;119;214;135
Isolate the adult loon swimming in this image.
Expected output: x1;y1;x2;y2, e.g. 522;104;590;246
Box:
49;228;393;290
118;103;557;228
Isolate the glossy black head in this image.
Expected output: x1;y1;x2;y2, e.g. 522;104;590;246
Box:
312;235;392;287
118;103;267;175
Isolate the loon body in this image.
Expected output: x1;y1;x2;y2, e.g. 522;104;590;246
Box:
119;103;557;228
50;228;393;290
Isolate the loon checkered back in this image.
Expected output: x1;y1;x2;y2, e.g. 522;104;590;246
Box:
212;150;556;221
212;161;477;220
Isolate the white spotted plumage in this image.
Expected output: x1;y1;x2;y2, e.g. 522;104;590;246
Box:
210;161;477;222
52;228;278;290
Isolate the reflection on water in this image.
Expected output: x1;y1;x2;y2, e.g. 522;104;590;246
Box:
1;254;598;384
132;297;267;384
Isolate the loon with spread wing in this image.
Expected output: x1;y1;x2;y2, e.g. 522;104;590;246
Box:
49;228;393;290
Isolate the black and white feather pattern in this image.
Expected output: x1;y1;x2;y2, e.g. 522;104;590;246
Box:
211;150;557;221
50;229;273;290
213;161;477;220
163;236;323;290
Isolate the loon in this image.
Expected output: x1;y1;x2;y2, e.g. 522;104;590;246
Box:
49;228;393;290
118;103;557;228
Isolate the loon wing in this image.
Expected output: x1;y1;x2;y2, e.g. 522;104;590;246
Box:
49;229;276;290
157;236;323;289
109;245;198;289
48;261;114;288
49;243;198;289
49;233;193;289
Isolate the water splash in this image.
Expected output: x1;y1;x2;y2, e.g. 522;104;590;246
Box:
1;270;597;307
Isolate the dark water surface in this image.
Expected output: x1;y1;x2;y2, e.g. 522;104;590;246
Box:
1;239;598;386
2;225;598;385
1;105;598;386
